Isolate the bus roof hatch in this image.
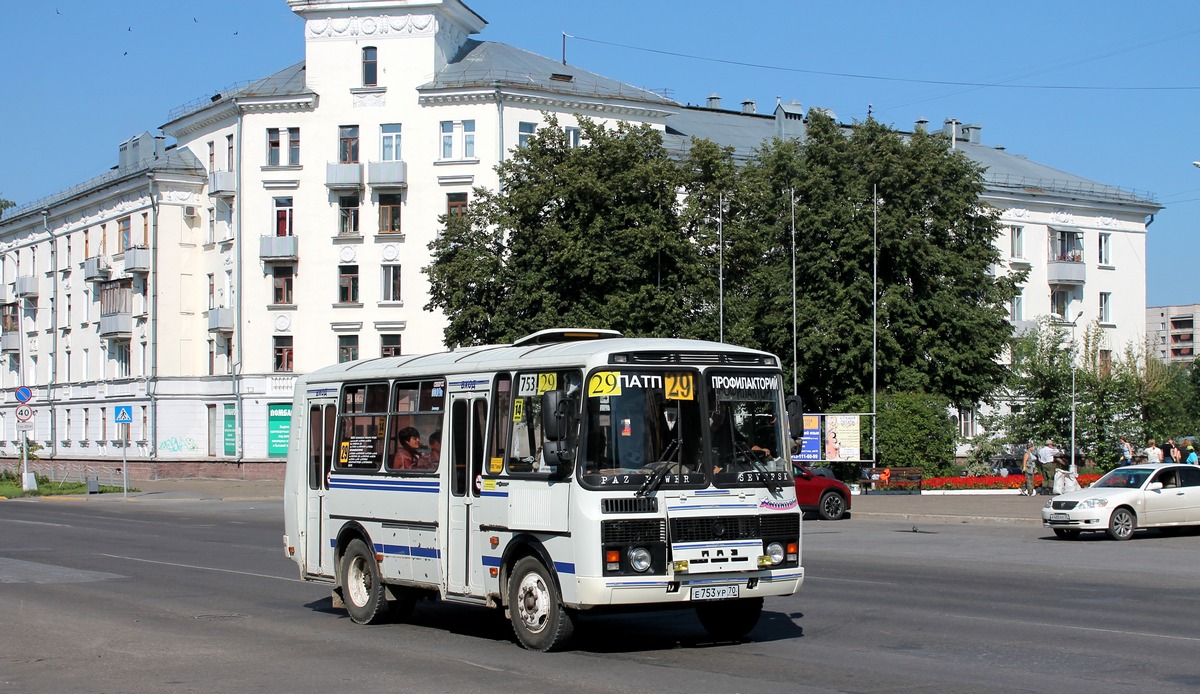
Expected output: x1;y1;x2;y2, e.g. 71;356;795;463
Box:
511;328;624;347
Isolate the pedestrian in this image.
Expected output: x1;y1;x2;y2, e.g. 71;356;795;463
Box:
1021;443;1038;496
1170;438;1184;463
1188;445;1198;466
1118;436;1133;467
1145;438;1163;464
1161;437;1177;464
1035;439;1059;495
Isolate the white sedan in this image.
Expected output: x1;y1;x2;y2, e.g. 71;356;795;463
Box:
1042;464;1200;540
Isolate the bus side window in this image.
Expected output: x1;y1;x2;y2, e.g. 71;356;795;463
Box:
488;374;511;474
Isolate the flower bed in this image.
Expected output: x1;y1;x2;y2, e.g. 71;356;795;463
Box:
921;473;1102;491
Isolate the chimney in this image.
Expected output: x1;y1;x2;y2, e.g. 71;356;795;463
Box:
741;99;756;114
706;93;721;109
960;123;982;144
914;118;929;132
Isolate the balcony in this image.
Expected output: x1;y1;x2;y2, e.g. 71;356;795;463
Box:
1;330;19;353
367;160;408;189
123;247;150;273
1046;260;1086;285
326;162;363;190
208;170;236;198
84;256;111;282
14;275;38;299
208;306;234;333
260;235;299;262
99;312;132;338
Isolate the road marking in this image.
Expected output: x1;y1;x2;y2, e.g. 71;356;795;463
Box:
805;576;898;586
1;518;72;527
962;613;1200;643
99;553;304;583
0;557;122;584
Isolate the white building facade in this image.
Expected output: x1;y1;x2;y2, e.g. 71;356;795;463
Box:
0;0;1159;475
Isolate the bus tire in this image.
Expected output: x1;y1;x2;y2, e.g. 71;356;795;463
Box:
508;556;575;651
340;538;388;625
696;597;763;641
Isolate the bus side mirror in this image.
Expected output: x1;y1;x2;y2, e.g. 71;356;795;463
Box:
785;395;803;440
542;390;577;464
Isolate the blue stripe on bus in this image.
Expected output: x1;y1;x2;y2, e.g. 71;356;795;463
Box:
480;491;509;498
606;580;671;587
693;489;732;495
553;562;575;575
482;555;502;567
329;478;440;493
760;572;803;581
672;539;762;548
370;542;440;559
669;504;759;511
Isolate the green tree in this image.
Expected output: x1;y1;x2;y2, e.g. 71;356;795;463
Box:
997;316;1074;449
0;194;14;220
424;115;704;346
834;391;957;476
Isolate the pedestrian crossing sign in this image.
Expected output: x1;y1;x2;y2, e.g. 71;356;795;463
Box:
115;406;133;424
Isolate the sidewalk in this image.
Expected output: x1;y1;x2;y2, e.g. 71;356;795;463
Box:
33;478;1048;525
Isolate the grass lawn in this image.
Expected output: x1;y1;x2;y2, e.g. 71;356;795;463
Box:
0;473;131;499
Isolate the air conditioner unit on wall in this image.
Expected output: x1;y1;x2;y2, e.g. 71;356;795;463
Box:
183;205;199;218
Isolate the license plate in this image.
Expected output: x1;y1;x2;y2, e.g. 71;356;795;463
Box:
1051;513;1070;522
690;585;739;601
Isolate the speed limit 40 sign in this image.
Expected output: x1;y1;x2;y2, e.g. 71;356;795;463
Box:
15;404;33;422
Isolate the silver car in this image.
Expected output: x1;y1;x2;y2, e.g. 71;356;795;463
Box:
1042;464;1200;540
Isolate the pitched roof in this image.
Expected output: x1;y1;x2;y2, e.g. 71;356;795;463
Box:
165;61;311;125
420;40;676;106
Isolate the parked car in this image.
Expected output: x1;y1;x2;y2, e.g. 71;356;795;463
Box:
793;463;851;521
1042;463;1200;540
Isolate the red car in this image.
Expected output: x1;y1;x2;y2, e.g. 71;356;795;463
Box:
793;463;852;520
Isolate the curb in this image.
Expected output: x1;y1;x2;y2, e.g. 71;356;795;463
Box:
852;511;1041;526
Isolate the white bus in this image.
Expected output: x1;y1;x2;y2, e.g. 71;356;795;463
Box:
283;329;803;651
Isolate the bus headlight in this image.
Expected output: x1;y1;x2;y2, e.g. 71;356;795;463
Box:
766;542;785;566
628;547;652;573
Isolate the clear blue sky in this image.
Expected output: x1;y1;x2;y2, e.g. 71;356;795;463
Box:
3;1;1198;306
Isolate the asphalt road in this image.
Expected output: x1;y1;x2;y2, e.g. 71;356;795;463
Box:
2;495;1199;693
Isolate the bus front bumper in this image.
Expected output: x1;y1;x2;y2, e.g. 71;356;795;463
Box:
569;567;803;607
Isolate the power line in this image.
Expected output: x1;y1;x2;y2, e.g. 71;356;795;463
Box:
566;33;1200;92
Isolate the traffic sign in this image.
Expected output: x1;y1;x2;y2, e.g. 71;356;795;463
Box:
15;420;33;432
115;406;133;424
14;386;32;403
15;404;33;422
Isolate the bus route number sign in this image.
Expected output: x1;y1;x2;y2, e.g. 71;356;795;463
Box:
664;373;694;401
588;372;621;398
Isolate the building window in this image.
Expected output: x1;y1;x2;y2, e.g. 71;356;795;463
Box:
362;47;378;87
207;274;215;310
207;141;215;172
338;195;360;236
287;127;300;165
1098;233;1111;265
1051;229;1083;263
118;217;131;253
226;134;235;170
101;407;108;442
114;341;130;379
381;123;401;161
381;265;401;302
447;192;468;218
141;213;149;247
440;119;475;160
957;407;976;438
518;121;536;147
274;197;294;236
1010;289;1023;322
338;265;359;304
1051;288;1069;320
274;336;294;373
100;279;132;318
273;266;294;305
381;334;401;357
208;339;216;376
379;193;402;233
65;236;72;265
1009;225;1024;259
1099;292;1111;323
267;128;281;166
564;126;582;148
1099;349;1112;378
339;125;359;164
339;335;360;363
207;206;216;243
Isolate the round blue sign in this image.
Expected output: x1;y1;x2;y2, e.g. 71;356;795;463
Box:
14;386;32;403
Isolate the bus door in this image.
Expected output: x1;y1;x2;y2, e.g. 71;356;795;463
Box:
446;393;488;596
305;398;338;577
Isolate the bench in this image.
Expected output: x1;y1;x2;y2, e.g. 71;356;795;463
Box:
858;467;924;494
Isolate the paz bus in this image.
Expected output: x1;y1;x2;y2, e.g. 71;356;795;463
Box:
283;329;803;651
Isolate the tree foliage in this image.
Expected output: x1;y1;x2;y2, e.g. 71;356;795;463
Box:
0;194;14;220
834;391;957;476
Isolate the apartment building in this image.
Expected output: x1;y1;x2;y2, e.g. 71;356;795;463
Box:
1147;304;1199;364
0;0;1160;473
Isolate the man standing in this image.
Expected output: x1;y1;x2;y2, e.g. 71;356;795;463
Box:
1036;439;1060;495
1021;443;1038;496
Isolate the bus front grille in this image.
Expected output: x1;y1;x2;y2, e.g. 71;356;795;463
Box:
601;518;667;544
602;497;659;514
669;515;761;543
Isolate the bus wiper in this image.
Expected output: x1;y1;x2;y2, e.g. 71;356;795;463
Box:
637;440;679;497
735;442;781;494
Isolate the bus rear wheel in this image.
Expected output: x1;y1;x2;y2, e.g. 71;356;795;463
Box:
507;556;575;651
696;597;763;641
341;538;388;625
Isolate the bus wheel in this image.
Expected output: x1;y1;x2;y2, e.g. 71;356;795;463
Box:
508;556;575;651
696;597;763;641
341;539;388;625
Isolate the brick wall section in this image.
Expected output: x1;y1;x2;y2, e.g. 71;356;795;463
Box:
1;457;285;481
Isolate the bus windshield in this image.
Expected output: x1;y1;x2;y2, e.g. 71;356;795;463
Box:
580;368;790;489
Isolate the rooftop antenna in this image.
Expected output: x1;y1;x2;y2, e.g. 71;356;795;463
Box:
562;32;570;65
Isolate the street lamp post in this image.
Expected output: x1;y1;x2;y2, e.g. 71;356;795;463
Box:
1069;310;1084;472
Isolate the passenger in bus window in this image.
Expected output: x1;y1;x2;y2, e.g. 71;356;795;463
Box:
418;429;441;469
393;427;421;470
